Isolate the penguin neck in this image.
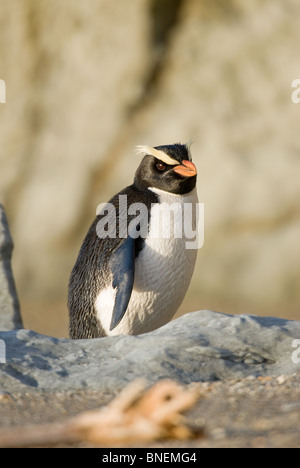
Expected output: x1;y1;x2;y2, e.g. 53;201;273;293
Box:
148;186;198;202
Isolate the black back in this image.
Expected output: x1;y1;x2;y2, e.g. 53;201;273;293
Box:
68;185;158;338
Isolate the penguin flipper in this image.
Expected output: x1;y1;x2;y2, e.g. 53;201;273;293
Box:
108;233;136;331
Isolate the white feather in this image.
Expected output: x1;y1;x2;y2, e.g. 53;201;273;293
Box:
136;145;179;166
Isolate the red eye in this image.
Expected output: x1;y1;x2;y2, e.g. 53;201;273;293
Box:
156;162;166;171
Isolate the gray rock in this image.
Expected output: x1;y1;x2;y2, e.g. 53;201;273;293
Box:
0;310;299;394
0;205;23;330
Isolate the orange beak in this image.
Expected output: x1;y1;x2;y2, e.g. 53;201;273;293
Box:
173;160;197;178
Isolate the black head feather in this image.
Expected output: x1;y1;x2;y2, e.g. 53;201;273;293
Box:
134;143;196;195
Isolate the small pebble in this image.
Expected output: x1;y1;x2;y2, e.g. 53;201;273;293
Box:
0;392;11;402
277;375;286;385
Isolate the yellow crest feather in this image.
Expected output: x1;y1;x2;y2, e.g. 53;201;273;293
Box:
136;146;179;166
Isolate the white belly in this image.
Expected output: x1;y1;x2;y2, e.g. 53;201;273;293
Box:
95;187;198;336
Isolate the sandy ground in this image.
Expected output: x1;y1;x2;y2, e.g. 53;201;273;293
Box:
0;373;299;448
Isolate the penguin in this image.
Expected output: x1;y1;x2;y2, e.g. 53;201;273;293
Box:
68;143;198;339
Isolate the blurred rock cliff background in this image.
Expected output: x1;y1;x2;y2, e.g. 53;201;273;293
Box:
0;0;299;337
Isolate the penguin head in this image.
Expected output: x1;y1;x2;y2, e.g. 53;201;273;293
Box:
134;143;197;195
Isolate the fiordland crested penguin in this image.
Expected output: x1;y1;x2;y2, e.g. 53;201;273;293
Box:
68;143;198;339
